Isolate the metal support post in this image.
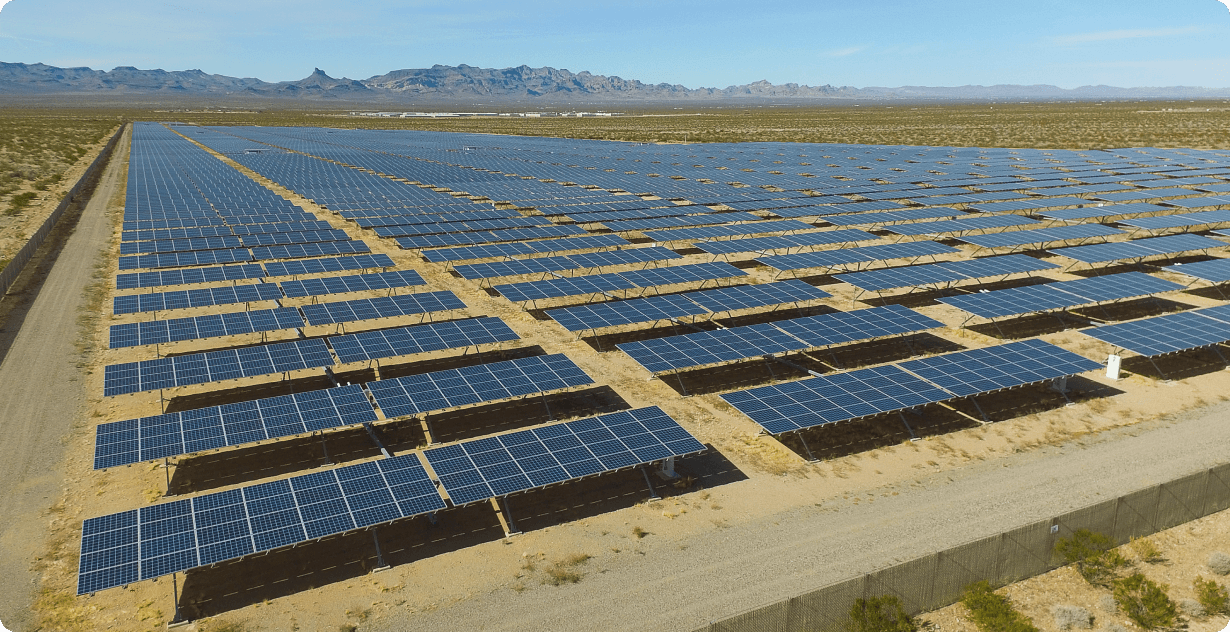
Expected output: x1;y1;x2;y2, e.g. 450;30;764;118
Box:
492;496;521;537
969;397;990;423
167;572;189;628
640;466;660;500
363;422;392;458
319;431;333;465
371;529;390;572
164;458;173;496
658;457;679;480
795;433;819;461
897;412;920;441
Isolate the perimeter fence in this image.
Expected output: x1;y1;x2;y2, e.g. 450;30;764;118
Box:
0;124;125;296
696;462;1230;632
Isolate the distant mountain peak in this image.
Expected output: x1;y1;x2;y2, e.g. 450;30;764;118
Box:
0;61;1225;103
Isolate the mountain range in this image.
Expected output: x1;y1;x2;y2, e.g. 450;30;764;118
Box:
1;62;1227;103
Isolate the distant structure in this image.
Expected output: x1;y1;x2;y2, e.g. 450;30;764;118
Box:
347;111;619;118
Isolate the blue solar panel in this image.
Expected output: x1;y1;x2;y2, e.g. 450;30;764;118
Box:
1080;309;1230;357
720;365;952;434
756;241;958;272
328;316;519;364
834;255;1056;292
884;214;1039;237
77;455;444;594
420;234;631;263
617;305;942;373
118;248;253;271
278;269;427;298
545;293;708;332
961;224;1124;250
396;225;587;250
823;207;965;227
366;353;593;418
694;229;878;256
119;235;243;255
116;263;267;290
1163;258;1230;284
1119;210;1230;231
493;262;745;303
721;339;1100;434
113;283;283;315
93;385;378;468
249;240;370;261
897;339;1102;397
103;338;335;396
423;406;705;506
299;291;465;326
643;220;813;242
1051;234;1224;264
938;272;1183;319
108;307;304;348
261;254;395;278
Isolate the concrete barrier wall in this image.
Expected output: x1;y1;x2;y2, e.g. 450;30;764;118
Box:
0;124;126;297
698;462;1230;632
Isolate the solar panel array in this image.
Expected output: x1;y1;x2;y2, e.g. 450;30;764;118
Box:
938;271;1185;319
617;305;943;374
1080;305;1230;357
721;339;1101;434
833;254;1057;292
82;123;1230;600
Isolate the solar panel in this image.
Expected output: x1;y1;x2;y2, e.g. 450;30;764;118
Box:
1037;202;1169;222
493;262;745;303
299;291;466;326
545;294;709;332
694;229;877;256
961;224;1123;250
682;280;833;313
616;304;941;374
249;240;370;261
720;365;953;434
112;283;284;315
366;353;593;418
116;263;267;290
261;254;395;278
278;270;427;298
756;241;958;272
883;214;1039;237
103;338;335;396
422;406;704;505
1119;210;1230;231
93;385;378;468
328;316;519;364
823;207;963;227
643;219;813;242
77;455;444;594
896;338;1103;397
1050;234;1224;264
396;224;587;250
108;307;304;348
420;234;631;263
118;248;253;271
1162;258;1230;284
937;272;1183;319
1080;310;1230;357
119;235;243;255
834;255;1056;292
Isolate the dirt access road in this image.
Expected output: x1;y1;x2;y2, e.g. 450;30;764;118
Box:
0;125;128;631
372;398;1230;632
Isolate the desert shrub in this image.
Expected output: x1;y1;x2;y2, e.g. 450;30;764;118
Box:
1194;576;1230;615
1208;552;1230;575
1054;529;1128;586
1130;537;1163;563
961;581;1039;632
847;595;917;632
1050;605;1092;630
6;191;37;215
1112;573;1178;630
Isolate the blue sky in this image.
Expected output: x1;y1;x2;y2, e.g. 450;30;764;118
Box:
0;0;1228;88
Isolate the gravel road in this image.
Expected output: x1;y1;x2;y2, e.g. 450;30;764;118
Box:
371;397;1230;632
0;126;127;631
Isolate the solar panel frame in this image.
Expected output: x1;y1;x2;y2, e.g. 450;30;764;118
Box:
327;316;519;364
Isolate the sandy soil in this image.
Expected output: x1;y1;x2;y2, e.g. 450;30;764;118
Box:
9;126;1230;632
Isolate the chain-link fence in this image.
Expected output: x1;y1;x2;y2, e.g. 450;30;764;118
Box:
0;124;125;296
697;463;1230;632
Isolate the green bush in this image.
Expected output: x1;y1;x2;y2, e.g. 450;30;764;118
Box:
1195;576;1230;616
961;581;1039;632
1113;573;1178;630
1054;529;1129;586
847;595;917;632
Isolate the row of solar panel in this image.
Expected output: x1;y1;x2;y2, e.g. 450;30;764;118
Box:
79;405;704;595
